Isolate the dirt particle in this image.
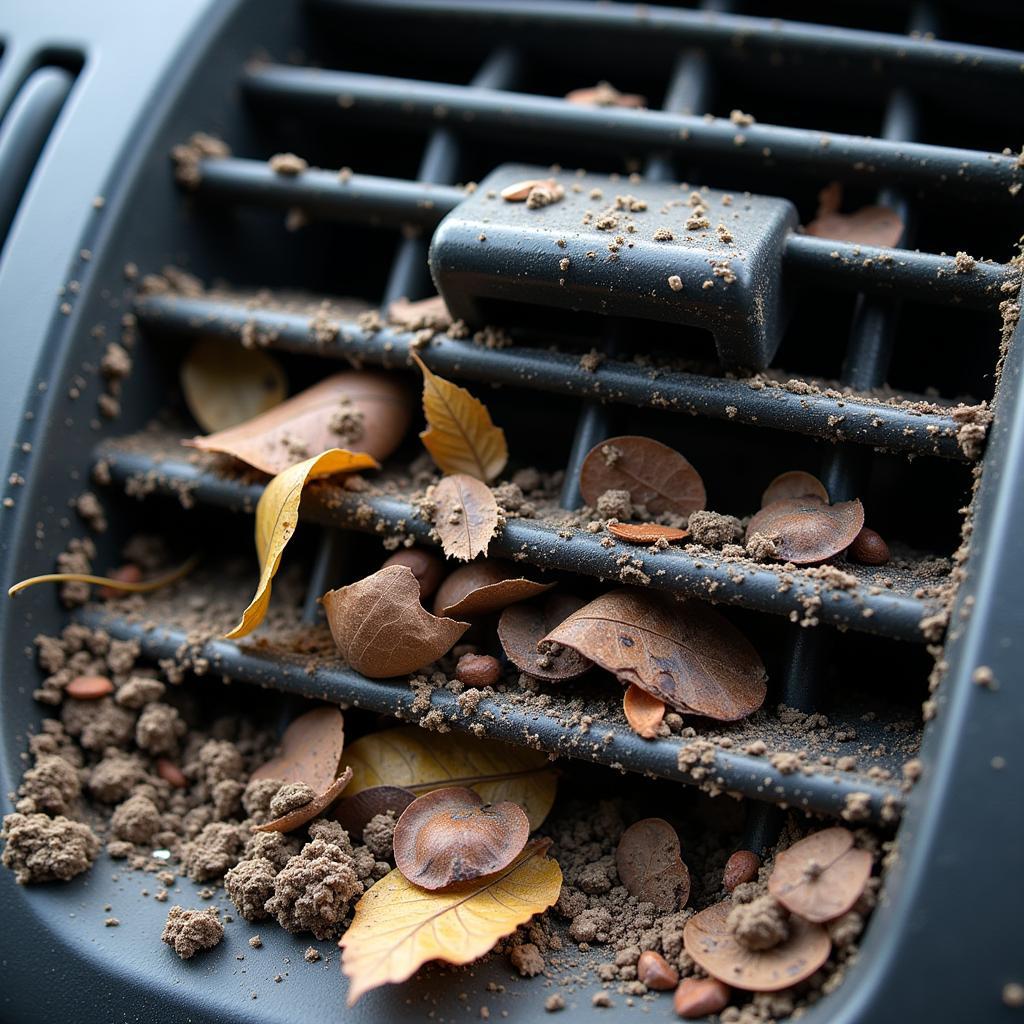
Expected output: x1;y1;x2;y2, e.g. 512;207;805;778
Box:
161;906;224;959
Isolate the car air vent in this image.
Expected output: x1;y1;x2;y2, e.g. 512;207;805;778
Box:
1;1;1022;1021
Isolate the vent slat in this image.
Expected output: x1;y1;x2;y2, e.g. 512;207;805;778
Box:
75;604;904;826
135;292;977;461
94;443;948;643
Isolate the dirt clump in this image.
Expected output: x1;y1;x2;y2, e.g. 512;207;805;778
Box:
1;812;100;884
161;905;224;959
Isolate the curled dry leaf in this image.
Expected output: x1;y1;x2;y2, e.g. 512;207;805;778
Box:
607;522;688;544
543;589;767;721
745;498;865;565
432;474;500;562
768;828;872;923
579;436;706;519
498;594;592;681
180;337;286;433
412;353;507;482
322;565;468;678
393;786;530;890
343;725;556;830
253;766;353;834
333;786;416;841
805;182;903;248
227;449;379;639
185;371;410;476
382;548;446;599
250;706;345;794
340;839;561;1004
623;684;665;739
615;818;690;912
433;560;554;618
761;471;829;508
683;900;831;992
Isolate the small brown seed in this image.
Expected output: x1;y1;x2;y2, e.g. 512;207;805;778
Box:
456;653;501;687
637;950;678;991
723;850;761;891
673;978;730;1019
156;758;188;789
848;526;890;565
98;564;143;599
65;675;114;700
501;179;545;202
383;548;445;599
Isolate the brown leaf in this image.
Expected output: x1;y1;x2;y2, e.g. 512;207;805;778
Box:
387;294;451;332
623;684;665;739
413;353;507;482
760;471;829;508
608;523;688;544
253;767;353;834
683;900;831;992
393;786;530;890
768;828;872;923
565;82;646;108
250;706;345;794
185;371;411;475
180;337;286;433
333;786;416;841
579;436;706;519
543;590;767;721
498;594;593;681
432;474;500;562
433;560;554;618
745;498;864;565
322;565;469;678
615;818;690;912
805;182;903;248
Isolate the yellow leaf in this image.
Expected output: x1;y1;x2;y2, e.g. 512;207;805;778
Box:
343;725;556;830
226;448;378;639
412;353;507;482
7;555;199;598
340;840;561;1004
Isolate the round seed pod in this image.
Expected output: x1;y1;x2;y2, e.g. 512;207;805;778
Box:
383;548;446;600
745;498;864;565
848;527;890;566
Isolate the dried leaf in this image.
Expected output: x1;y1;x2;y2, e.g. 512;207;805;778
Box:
745;498;864;565
227;449;378;639
579;436;706;519
760;471;829;508
180;337;286;433
805;182;903;247
8;555;199;599
683;901;831;992
623;684;665;739
251;706;345;793
498;594;593;681
544;590;767;721
340;839;561;1004
392;787;530;890
343;725;556;830
253;767;353;833
432;474;500;562
433;561;554;618
333;786;416;841
608;523;688;544
768;828;872;923
616;818;690;912
186;371;410;476
322;565;468;678
412;353;507;482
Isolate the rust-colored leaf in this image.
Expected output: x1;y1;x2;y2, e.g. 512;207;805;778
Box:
340;840;561;1004
805;181;903;248
180;337;286;433
768;828;872;924
322;565;469;678
760;471;829;508
608;523;688;544
565;82;646;108
615;818;690;912
185;371;410;476
393;786;530;890
250;706;346;794
745;498;864;565
252;767;353;834
432;474;500;562
579;436;706;519
543;590;767;721
683;900;831;992
623;684;665;739
433;560;553;618
412;353;508;482
498;594;593;681
333;786;416;841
